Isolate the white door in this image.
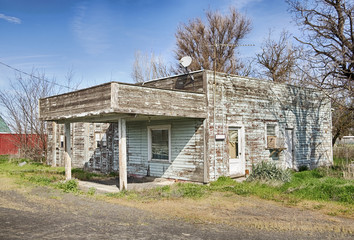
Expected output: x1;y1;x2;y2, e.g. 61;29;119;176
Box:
284;128;294;169
228;127;245;177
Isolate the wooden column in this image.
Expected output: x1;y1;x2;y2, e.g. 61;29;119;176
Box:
64;122;72;180
51;122;57;167
118;118;127;190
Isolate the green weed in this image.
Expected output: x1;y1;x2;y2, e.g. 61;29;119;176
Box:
247;161;292;182
72;168;102;181
174;183;206;198
26;175;56;186
55;180;80;193
87;187;96;195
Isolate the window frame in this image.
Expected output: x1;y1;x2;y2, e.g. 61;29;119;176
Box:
147;125;171;162
228;127;241;160
265;123;278;148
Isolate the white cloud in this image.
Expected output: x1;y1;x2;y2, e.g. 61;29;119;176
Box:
218;0;263;10
71;2;112;55
231;0;263;9
0;13;21;24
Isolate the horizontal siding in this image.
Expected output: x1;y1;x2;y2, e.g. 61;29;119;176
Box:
111;83;207;119
127;118;204;181
205;71;332;181
39;84;112;121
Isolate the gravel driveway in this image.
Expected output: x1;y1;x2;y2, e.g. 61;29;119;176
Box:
0;184;353;240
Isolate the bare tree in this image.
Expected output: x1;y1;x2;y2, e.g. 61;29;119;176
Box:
0;70;57;161
256;30;300;83
287;0;353;98
131;51;172;83
175;8;252;74
332;100;354;145
287;0;354;145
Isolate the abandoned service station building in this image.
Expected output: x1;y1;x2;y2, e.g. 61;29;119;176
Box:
39;70;333;189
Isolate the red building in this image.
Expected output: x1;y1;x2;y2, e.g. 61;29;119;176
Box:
0;116;44;155
0;133;45;155
0;133;20;155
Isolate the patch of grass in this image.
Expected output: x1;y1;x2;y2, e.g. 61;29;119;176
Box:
282;176;354;204
0;155;353;213
72;168;117;181
26;175;57;186
174;183;206;198
107;183;206;201
87;187;96;196
72;168;103;181
55;179;80;193
0;155;9;163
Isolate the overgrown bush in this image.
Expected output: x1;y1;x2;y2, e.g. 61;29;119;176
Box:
247;161;292;183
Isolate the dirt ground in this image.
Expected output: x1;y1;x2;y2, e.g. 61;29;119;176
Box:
0;177;353;240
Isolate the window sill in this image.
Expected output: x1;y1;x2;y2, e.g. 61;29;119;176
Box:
149;159;171;164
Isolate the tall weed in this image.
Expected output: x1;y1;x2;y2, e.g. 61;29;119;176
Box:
247;161;292;182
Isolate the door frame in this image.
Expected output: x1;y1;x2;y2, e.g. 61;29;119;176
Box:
228;125;245;177
284;128;295;169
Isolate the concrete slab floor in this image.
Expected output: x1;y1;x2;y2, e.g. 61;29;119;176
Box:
78;176;247;194
78;178;176;193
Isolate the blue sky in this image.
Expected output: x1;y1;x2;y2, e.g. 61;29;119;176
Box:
0;0;299;91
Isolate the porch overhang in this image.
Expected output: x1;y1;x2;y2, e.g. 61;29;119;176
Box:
39;82;207;123
39;81;207;190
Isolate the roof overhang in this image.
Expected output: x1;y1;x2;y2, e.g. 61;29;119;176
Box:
39;82;207;123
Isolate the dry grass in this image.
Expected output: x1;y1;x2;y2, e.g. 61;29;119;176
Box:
333;144;354;180
104;192;354;234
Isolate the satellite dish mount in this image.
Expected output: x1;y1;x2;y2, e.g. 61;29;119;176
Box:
179;56;194;82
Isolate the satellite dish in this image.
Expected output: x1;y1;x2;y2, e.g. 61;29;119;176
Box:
179;56;192;68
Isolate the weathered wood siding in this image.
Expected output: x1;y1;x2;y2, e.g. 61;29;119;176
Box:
39;84;112;121
40;82;206;122
47;118;205;182
47;122;116;171
127;118;204;182
111;83;206;119
204;71;332;180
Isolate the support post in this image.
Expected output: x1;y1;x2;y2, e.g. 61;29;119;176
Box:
64;122;72;180
52;122;57;167
118;118;127;190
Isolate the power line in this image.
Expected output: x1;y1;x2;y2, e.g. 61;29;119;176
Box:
0;60;76;90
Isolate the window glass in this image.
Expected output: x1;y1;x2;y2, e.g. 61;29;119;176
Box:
229;129;239;158
60;135;64;148
151;129;169;160
266;124;277;149
267;125;276;136
95;133;101;148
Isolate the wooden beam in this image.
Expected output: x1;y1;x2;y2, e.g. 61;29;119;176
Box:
64;122;72;180
52;122;57;167
118;118;127;190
